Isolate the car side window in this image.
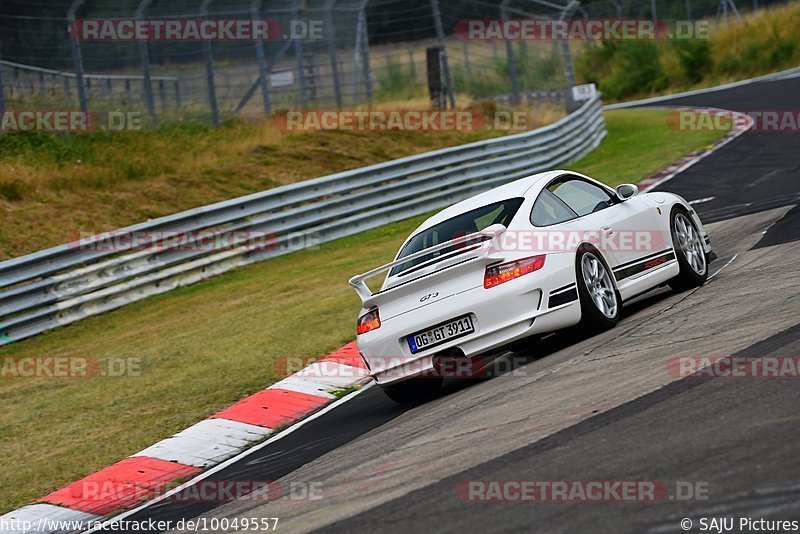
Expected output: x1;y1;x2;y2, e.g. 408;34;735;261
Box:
548;178;615;217
531;188;578;227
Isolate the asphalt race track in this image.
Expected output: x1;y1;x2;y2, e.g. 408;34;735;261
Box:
114;76;800;534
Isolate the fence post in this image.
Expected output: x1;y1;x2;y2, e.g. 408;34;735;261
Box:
651;0;658;20
430;0;455;109
67;0;89;114
293;0;308;109
610;0;623;18
351;8;363;106
463;42;472;77
135;0;157;125
726;0;742;20
200;0;221;126
251;0;271;114
685;0;692;18
174;79;182;109
0;54;6;120
560;1;580;112
325;0;342;108
359;8;373;106
499;0;520;106
158;79;167;111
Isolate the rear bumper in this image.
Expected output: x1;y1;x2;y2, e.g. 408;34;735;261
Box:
356;252;581;385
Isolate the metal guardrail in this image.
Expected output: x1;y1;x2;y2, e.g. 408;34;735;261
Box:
0;95;605;345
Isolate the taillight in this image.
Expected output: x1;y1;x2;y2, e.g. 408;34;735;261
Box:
357;308;381;335
484;255;546;288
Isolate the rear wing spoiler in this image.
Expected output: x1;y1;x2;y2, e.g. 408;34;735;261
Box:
348;224;506;303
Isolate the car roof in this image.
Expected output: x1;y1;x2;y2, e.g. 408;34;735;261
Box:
415;169;565;231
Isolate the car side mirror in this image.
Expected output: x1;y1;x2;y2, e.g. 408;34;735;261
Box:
616;183;639;200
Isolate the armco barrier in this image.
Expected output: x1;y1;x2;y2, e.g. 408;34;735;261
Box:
0;96;605;345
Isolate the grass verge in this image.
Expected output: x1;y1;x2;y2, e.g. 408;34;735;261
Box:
0;102;562;261
0;108;726;513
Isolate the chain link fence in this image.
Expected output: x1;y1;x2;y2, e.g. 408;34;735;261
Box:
0;0;793;127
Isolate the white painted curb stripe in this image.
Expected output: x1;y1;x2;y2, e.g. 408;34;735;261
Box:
0;504;100;534
269;375;338;398
295;361;371;389
269;362;368;398
131;419;272;468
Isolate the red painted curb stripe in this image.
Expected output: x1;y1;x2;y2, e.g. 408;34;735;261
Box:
320;341;365;369
25;343;361;519
38;457;201;516
211;388;329;428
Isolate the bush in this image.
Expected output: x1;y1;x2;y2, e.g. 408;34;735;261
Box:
671;39;711;84
579;41;664;100
575;2;800;101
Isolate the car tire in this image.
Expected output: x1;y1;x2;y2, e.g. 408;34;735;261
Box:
668;207;709;291
576;248;621;332
381;376;442;404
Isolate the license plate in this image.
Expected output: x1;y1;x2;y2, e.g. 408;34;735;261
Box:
407;315;475;354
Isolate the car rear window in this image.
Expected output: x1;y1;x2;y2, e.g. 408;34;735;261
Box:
390;197;524;276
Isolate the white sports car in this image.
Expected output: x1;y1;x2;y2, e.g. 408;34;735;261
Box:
349;170;713;403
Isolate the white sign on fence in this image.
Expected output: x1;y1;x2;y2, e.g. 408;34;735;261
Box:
571;83;597;102
270;70;294;88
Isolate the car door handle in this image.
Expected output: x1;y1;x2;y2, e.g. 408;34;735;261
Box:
601;226;614;236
